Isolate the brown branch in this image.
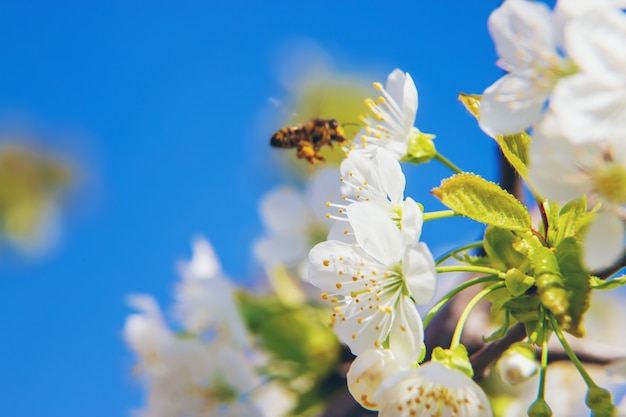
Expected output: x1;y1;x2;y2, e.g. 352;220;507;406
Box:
470;322;527;380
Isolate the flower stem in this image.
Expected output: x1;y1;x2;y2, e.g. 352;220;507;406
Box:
538;311;549;399
450;282;506;349
423;275;502;328
435;241;484;265
435;152;463;174
436;265;502;276
548;312;598;388
423;210;459;222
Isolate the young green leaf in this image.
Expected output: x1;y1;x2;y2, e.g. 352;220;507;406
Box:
432;173;531;231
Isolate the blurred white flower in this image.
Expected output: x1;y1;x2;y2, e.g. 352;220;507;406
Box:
346;348;403;410
308;201;436;366
549;6;626;145
529;112;626;269
254;168;341;274
175;237;250;348
374;361;493;417
479;0;575;136
125;294;265;417
356;69;419;160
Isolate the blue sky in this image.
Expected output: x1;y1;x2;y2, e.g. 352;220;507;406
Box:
0;1;506;416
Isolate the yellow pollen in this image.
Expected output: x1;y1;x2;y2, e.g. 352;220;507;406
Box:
373;82;383;90
321;292;329;300
326;201;331;207
352;333;358;340
336;282;343;289
323;260;330;267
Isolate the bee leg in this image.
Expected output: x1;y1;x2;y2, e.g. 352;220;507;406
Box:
297;143;318;165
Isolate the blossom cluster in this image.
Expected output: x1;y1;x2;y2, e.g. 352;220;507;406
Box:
479;0;626;270
305;69;493;417
124;238;287;417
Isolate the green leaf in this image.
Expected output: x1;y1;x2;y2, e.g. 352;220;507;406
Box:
494;132;531;181
431;173;531;231
590;276;626;290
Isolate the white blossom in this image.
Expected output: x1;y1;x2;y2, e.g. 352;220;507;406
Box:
356;69;419;160
308;201;436;366
479;0;575;136
374;361;493;417
327;148;424;246
346;348;403;410
529;112;626;270
124;295;264;417
549;6;626;145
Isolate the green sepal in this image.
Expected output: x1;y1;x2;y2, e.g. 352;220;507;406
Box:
483;310;510;343
503;296;542;323
431;173;531;231
544;197;594;247
484;226;529;272
530;246;569;318
554;238;590;337
458;93;481;119
504;268;535;297
402;129;437;165
431;345;474;379
527;398;553;417
590;276;626;290
586;386;615;417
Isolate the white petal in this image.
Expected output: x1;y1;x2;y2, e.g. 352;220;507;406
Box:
488;0;556;70
551;73;626;144
401;72;418;128
306;167;342;223
480;73;548;136
347;202;401;265
565;8;626;80
327;220;355;243
388;297;424;367
384;69;407;106
374;148;406;203
583;210;625;270
253;234;309;267
528;111;595;201
400;197;423;246
402;243;437;304
177;237;222;280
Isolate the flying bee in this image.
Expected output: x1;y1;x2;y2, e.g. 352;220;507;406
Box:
270;118;348;165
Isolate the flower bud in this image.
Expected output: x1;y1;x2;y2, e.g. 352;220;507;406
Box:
496;343;538;385
346;348;402;410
